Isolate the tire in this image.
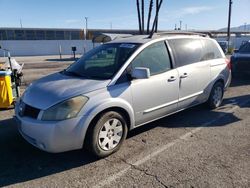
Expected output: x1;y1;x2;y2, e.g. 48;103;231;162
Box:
86;111;128;158
207;82;224;109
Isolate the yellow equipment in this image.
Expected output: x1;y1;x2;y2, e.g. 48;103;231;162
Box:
0;70;14;108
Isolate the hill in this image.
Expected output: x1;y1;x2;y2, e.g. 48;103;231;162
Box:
219;24;250;32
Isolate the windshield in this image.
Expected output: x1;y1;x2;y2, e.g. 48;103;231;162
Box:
65;43;140;80
239;42;250;53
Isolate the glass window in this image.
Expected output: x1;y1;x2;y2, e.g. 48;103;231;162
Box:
55;31;64;40
46;31;55;40
6;30;15;40
36;30;45;40
201;39;223;60
64;31;71;40
65;43;140;80
131;41;171;75
25;30;36;40
168;38;203;67
0;30;7;40
14;30;25;40
71;31;80;40
239;42;250;53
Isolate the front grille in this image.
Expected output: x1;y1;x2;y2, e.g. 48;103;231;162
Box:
19;101;40;119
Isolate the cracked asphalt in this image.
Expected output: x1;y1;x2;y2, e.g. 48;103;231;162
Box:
0;56;250;188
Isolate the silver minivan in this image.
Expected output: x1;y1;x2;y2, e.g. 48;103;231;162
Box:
15;34;231;157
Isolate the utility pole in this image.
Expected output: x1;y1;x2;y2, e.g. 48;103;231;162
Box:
179;20;182;30
20;19;23;28
227;0;233;51
85;17;88;40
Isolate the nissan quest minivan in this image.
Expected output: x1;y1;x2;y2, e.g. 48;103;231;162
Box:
15;33;231;158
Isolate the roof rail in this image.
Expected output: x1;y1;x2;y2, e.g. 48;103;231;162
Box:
154;31;210;37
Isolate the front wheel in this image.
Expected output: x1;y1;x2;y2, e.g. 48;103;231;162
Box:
86;111;128;158
207;82;224;109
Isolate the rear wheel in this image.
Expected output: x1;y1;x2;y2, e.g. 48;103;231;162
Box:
86;111;128;158
207;82;224;109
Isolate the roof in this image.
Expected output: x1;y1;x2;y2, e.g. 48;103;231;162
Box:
109;35;152;44
92;33;133;43
109;32;209;44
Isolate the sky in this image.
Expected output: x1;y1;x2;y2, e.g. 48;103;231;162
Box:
0;0;249;30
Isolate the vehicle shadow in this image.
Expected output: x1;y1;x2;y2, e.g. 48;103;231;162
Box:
128;94;249;138
0;94;249;187
0;118;96;187
230;74;250;87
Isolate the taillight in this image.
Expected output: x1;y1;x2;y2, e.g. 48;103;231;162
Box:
225;58;231;70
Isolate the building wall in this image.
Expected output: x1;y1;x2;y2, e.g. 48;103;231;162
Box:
0;40;96;57
215;36;250;49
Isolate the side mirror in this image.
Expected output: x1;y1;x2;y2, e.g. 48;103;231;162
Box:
131;67;150;79
234;49;239;53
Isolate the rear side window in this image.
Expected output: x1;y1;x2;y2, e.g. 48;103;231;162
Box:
201;39;223;60
131;41;171;75
239;42;250;53
168;38;203;67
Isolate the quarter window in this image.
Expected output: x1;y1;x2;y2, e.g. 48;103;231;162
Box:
131;41;171;75
201;39;223;60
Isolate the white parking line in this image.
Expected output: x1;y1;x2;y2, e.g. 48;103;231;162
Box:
93;99;250;188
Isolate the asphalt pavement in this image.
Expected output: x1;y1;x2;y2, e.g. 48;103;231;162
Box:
0;56;249;188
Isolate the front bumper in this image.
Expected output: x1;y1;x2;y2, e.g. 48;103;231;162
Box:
14;112;85;153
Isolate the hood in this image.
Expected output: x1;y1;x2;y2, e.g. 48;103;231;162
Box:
22;72;110;110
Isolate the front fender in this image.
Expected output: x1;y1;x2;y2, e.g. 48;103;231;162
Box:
77;98;135;147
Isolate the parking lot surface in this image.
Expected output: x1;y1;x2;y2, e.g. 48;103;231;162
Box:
0;55;249;188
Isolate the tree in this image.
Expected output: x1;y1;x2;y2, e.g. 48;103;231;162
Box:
155;0;159;32
149;0;163;37
147;0;153;34
136;0;163;36
136;0;142;34
141;0;145;34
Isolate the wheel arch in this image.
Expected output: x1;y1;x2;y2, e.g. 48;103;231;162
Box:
80;99;135;148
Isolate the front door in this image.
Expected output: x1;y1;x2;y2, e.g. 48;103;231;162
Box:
129;41;179;125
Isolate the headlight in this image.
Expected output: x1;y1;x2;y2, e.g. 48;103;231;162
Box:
41;96;88;121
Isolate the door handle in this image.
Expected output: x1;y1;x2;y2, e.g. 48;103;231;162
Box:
180;73;188;79
168;76;176;82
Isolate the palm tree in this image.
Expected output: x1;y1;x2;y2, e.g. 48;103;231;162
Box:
147;0;153;34
141;0;145;34
155;0;159;32
149;0;163;37
136;0;142;34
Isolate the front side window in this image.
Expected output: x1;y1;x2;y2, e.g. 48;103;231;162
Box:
65;43;140;80
131;41;171;75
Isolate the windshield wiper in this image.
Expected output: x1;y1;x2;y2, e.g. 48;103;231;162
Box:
61;69;90;78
